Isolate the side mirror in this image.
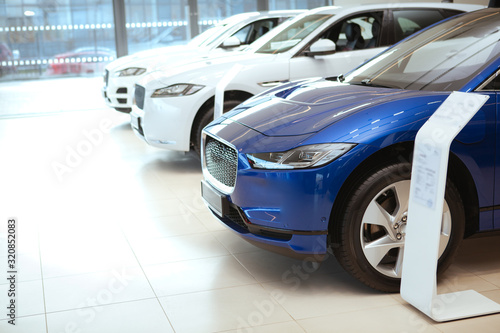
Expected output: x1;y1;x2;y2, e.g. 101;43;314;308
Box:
220;36;241;49
304;39;336;57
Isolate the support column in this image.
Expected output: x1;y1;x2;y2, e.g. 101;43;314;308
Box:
187;0;199;39
257;0;269;11
112;0;128;58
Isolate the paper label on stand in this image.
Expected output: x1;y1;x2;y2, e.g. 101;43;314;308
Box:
412;143;441;209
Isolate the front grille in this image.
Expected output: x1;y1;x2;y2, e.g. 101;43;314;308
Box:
205;136;238;189
135;84;146;110
104;70;109;86
116;87;127;94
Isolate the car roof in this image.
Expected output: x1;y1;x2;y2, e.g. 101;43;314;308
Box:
217;10;305;25
306;3;483;15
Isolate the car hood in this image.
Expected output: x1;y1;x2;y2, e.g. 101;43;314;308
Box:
220;79;445;137
138;51;274;88
105;44;199;72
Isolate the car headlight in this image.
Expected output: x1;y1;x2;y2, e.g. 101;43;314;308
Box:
151;84;204;98
117;67;147;76
246;143;356;169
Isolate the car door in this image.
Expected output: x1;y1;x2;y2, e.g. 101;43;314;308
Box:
289;11;386;80
450;70;498;232
482;71;500;229
289;7;464;81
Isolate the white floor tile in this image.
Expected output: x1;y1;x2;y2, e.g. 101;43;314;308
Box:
144;255;257;296
234;251;343;284
159;285;292;332
218;321;306;333
212;230;263;254
0;314;47;333
437;265;498;294
262;271;399;320
0;280;45;320
40;234;139;278
43;266;155;312
130;233;229;266
46;299;174;333
195;210;228;231
0;252;42;283
126;197;194;218
298;304;441;333
120;212;208;240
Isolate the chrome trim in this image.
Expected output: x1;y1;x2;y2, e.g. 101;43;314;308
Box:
201;131;238;195
476;69;500;91
258;80;289;87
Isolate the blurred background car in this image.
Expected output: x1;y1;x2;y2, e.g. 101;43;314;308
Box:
103;10;302;112
0;42;16;77
47;46;116;76
132;2;481;154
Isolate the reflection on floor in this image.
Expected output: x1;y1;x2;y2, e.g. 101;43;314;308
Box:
0;78;499;333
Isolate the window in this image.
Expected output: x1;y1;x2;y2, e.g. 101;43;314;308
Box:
0;0;115;80
254;14;332;54
331;12;384;51
480;71;500;91
392;10;449;42
345;12;500;91
303;12;384;54
125;0;189;54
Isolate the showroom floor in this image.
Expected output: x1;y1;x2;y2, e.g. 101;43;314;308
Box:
0;77;500;333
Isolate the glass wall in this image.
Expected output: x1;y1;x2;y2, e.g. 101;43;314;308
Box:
125;0;190;54
0;0;330;81
0;0;115;80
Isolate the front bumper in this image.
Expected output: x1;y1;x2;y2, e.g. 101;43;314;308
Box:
201;179;328;260
102;72;141;111
200;126;374;259
130;108;147;141
133;85;209;152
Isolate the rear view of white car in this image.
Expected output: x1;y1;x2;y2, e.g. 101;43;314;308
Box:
102;10;302;112
131;3;482;153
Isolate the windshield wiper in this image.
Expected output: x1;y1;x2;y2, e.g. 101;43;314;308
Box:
357;78;395;89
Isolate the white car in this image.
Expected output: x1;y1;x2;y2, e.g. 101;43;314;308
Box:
131;3;483;153
102;10;303;112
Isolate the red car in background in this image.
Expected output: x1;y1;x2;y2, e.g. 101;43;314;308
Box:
47;47;115;75
0;42;15;77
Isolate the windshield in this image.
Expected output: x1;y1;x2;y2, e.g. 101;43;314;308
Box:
344;9;500;91
253;14;332;54
189;24;228;47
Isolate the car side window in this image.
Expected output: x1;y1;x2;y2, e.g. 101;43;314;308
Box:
232;25;252;45
392;10;448;43
315;12;384;52
481;71;500;91
231;18;279;46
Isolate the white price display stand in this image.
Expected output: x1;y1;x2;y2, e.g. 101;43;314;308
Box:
401;91;500;321
214;64;244;120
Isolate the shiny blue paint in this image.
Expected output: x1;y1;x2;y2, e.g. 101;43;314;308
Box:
203;33;500;256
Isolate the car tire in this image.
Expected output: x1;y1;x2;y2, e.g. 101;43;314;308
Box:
192;99;242;155
333;161;465;292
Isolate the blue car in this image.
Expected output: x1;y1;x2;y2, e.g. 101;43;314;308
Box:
201;8;500;292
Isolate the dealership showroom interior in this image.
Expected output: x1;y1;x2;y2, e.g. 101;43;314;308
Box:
3;0;500;332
